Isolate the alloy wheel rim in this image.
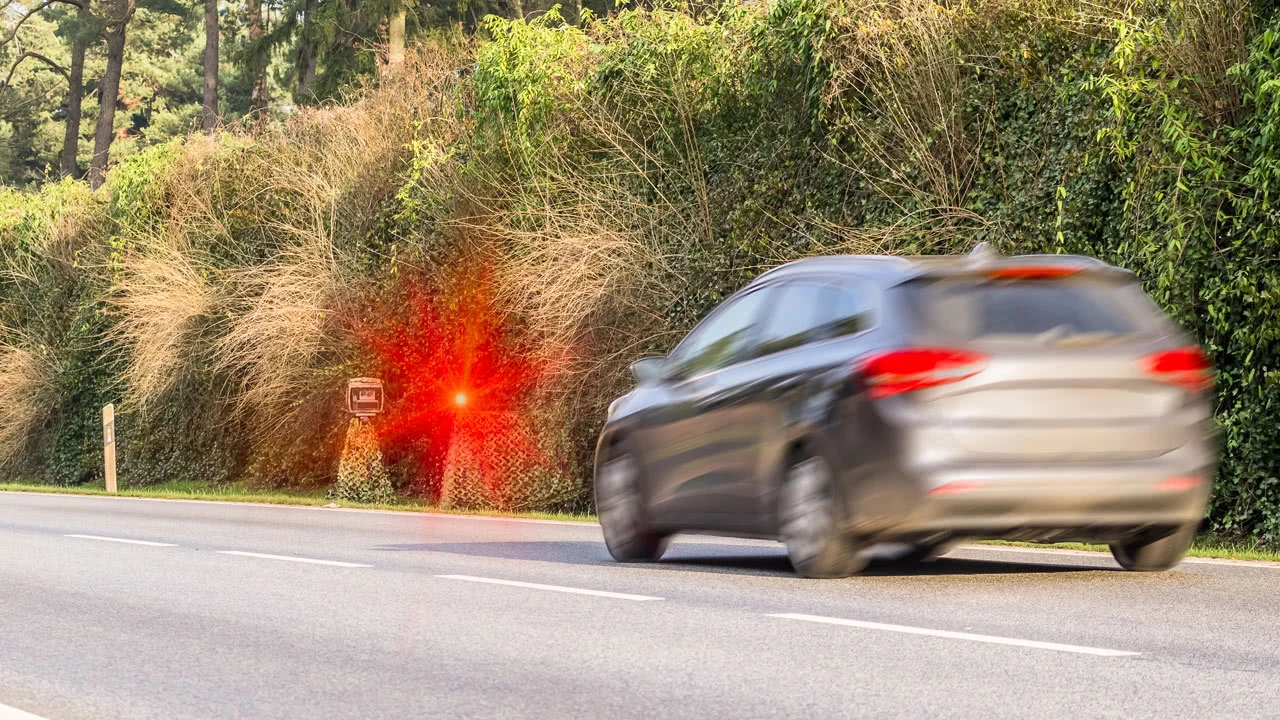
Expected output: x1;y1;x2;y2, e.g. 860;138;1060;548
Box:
598;455;640;542
780;457;832;566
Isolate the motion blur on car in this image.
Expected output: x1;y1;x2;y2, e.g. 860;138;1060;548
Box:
593;245;1218;578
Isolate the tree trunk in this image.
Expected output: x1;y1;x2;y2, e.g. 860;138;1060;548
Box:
299;45;317;98
89;4;133;189
247;0;268;118
201;0;218;133
60;21;88;178
387;3;406;66
508;0;523;20
297;0;317;99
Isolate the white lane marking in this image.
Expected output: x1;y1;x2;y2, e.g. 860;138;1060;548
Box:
0;701;51;720
65;534;176;547
436;574;663;601
769;613;1140;657
215;551;370;568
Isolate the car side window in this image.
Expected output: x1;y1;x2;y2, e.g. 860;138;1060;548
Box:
667;289;769;378
754;282;826;357
813;283;874;340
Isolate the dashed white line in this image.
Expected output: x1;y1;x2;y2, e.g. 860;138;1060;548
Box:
65;534;176;547
768;613;1140;657
215;551;371;568
0;701;50;720
436;574;663;601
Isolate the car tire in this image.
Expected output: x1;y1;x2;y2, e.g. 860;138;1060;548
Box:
596;450;668;563
1110;524;1196;572
778;454;867;579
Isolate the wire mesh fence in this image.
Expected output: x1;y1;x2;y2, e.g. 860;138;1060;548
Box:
438;408;582;512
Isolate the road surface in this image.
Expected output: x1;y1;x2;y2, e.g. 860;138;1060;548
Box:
1;491;1278;719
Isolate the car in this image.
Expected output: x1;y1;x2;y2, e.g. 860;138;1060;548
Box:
593;245;1218;578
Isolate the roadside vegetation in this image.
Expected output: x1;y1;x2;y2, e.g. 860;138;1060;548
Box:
1;0;1278;546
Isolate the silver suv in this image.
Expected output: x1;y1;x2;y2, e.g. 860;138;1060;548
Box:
594;247;1218;577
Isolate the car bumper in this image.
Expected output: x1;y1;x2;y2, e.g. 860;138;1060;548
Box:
838;458;1213;541
899;480;1209;533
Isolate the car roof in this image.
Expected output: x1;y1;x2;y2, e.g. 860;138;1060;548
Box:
743;250;1124;289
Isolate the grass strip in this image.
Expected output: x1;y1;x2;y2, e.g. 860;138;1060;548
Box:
977;539;1280;563
0;482;594;523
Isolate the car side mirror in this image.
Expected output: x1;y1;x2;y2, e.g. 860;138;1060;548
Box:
630;356;668;385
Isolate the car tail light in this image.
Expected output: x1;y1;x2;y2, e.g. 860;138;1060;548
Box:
1155;476;1205;492
859;348;989;398
1139;347;1213;392
985;266;1081;280
928;480;985;496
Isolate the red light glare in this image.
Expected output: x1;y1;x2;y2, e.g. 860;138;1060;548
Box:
347;264;567;506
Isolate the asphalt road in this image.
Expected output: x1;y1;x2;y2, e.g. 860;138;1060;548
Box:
2;492;1279;719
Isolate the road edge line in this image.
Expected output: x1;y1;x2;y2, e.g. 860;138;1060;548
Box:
0;490;589;526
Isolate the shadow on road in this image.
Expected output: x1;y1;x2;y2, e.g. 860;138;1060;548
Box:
375;540;612;566
373;540;1113;578
661;552;1110;577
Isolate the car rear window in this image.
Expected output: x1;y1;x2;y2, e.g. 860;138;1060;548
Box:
902;276;1161;340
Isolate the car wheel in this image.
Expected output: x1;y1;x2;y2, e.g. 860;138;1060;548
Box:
596;451;668;563
778;454;867;579
1110;524;1196;572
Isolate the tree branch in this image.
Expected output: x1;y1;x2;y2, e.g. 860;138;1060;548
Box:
0;51;70;90
0;0;86;48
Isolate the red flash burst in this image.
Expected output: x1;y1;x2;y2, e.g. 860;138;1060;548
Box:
351;265;558;504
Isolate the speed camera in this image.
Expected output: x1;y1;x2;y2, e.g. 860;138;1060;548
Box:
346;377;384;417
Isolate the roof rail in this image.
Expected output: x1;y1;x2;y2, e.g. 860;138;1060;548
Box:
751;254;913;283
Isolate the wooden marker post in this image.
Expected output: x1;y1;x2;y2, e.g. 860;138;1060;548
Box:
102;403;117;493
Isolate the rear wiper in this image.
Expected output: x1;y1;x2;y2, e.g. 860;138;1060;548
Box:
1049;332;1123;347
1033;325;1072;345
